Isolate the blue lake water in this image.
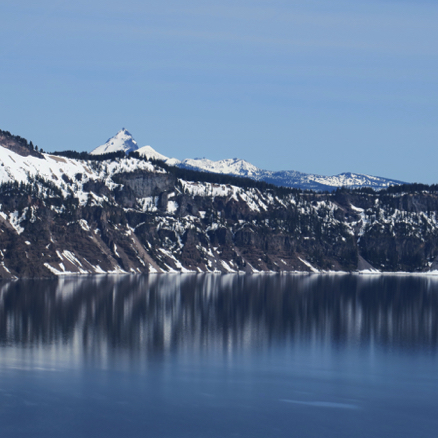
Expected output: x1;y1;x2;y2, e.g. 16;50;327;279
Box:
1;274;438;437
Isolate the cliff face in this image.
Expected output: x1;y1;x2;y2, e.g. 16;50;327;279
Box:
0;144;438;278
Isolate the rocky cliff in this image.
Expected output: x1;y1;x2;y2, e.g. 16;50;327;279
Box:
0;131;437;278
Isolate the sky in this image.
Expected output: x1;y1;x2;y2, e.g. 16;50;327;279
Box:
1;0;437;183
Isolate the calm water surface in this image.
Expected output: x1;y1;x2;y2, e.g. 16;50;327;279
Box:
1;274;438;437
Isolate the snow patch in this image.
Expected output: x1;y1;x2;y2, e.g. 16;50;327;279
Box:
298;257;319;273
9;210;26;234
167;200;178;214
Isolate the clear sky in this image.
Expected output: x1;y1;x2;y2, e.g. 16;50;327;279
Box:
1;0;437;183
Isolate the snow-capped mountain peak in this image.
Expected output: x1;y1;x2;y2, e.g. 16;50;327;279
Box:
136;145;170;162
90;128;139;155
90;129;405;191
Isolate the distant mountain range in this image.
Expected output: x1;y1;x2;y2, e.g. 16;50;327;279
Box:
92;129;405;191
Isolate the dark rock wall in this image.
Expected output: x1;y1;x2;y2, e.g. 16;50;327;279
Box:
1;169;438;278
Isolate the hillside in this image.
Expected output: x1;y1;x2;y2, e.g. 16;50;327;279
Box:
0;130;437;278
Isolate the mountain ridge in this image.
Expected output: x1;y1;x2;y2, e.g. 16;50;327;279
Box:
90;129;406;191
0;127;436;278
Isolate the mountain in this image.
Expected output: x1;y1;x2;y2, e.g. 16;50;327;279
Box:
90;128;139;155
176;157;406;191
180;157;260;178
91;130;405;191
0;128;437;278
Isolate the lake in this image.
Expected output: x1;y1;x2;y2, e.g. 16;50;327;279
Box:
1;274;438;437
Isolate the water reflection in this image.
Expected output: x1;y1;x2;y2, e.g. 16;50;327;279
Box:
1;274;438;360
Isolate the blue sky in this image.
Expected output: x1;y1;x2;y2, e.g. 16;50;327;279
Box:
1;0;437;183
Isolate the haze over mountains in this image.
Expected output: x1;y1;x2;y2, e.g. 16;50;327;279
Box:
92;129;405;191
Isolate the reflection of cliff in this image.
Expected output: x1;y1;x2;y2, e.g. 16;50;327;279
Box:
1;275;438;354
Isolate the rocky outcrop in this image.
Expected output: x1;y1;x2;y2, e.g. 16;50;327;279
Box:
0;130;43;158
113;171;176;198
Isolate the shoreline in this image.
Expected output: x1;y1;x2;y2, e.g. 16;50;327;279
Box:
4;269;438;281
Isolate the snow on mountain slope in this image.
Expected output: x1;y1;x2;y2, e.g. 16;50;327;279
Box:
136;145;169;162
90;128;139;155
178;158;405;191
90;130;406;190
0;142;157;202
181;158;260;178
307;172;403;189
0;146;87;186
0;134;434;277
